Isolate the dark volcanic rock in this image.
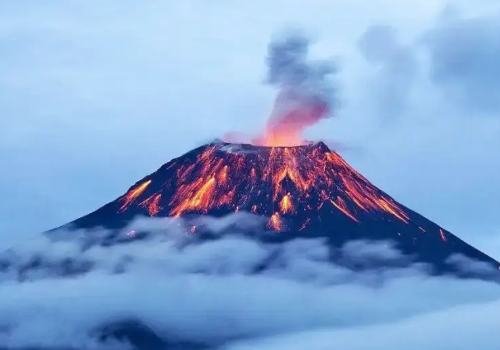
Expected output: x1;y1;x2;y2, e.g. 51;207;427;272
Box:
48;141;500;276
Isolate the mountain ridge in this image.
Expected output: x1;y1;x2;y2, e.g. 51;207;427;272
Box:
48;141;499;276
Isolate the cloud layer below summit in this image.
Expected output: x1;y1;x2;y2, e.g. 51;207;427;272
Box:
0;217;499;349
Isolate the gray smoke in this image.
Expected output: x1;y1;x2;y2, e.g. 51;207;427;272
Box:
265;31;337;106
256;31;339;145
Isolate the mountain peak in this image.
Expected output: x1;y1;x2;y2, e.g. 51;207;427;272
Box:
52;141;499;276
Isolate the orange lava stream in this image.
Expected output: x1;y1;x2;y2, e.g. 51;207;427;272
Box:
139;193;162;216
170;176;216;217
119;143;413;231
279;193;294;214
268;212;283;230
119;179;152;212
330;197;359;223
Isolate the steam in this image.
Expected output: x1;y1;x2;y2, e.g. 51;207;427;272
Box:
258;31;338;146
224;31;338;146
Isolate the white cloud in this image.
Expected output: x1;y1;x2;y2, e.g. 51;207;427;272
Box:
0;218;499;349
225;299;500;350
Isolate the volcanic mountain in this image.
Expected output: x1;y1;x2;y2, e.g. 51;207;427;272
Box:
52;140;499;276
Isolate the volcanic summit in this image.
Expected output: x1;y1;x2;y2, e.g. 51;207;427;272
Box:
53;140;499;276
50;33;499;276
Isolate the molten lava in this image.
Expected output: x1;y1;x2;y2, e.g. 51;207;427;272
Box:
139;193;162;216
60;140;500;277
268;212;283;231
118;142;411;232
279;193;294;214
119;179;151;212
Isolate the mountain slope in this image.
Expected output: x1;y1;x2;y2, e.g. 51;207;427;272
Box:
51;141;499;276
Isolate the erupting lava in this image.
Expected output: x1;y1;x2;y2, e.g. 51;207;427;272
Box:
119;179;151;212
117;142;409;231
60;140;500;276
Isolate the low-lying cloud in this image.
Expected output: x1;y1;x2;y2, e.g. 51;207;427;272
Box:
0;215;499;350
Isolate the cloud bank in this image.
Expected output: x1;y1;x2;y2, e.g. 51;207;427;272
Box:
0;216;499;350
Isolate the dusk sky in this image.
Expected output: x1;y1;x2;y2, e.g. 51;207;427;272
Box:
1;1;500;253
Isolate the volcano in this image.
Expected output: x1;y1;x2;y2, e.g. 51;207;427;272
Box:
52;140;499;276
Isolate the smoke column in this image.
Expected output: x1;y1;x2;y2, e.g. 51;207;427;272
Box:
257;31;338;146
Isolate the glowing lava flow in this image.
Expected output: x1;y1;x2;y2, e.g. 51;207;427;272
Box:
180;145;405;224
268;212;283;230
170;176;216;217
119;179;152;212
139;193;162;216
279;194;294;214
330;197;359;223
116;143;415;232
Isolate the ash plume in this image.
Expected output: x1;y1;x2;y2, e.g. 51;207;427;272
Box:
223;31;339;146
258;31;339;146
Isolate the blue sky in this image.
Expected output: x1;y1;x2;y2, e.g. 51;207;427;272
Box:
1;0;500;255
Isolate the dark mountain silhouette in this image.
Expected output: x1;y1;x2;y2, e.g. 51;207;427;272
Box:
51;141;499;276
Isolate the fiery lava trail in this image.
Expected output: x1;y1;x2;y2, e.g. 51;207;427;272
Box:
119;180;151;212
139;194;162;216
118;142;411;231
